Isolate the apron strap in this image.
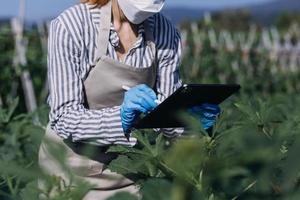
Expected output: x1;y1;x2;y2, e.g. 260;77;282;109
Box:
96;1;112;58
96;1;156;62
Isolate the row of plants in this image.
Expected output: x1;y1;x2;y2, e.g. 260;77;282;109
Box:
1;19;300;109
180;34;300;96
0;23;47;112
1;94;300;199
105;93;300;200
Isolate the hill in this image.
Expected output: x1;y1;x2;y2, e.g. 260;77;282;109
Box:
162;0;300;25
250;0;300;25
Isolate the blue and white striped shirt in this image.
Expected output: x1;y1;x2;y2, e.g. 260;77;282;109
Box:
47;3;183;146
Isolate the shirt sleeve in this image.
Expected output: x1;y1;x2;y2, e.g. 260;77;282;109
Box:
155;14;185;138
47;18;136;146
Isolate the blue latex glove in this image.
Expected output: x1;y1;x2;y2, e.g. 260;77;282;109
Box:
188;103;221;130
121;84;158;134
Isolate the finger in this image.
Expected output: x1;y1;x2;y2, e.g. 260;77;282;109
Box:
129;90;157;111
131;97;156;112
203;112;219;119
189;106;204;113
126;102;148;113
201;119;215;130
204;122;214;130
137;84;157;100
201;103;221;114
127;85;156;102
137;92;157;110
201;103;219;110
121;111;135;123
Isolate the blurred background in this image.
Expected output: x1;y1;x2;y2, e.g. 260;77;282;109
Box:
1;0;300;112
2;0;300;24
1;0;300;199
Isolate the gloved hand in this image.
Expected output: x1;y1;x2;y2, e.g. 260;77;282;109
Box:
121;84;158;134
188;103;221;130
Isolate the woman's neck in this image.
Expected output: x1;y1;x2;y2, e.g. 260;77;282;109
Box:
111;0;137;32
111;0;139;61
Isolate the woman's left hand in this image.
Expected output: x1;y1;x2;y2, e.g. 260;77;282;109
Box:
188;103;221;130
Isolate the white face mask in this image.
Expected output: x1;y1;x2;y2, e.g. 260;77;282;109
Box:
117;0;165;24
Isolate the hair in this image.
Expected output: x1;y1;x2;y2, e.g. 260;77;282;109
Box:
81;0;127;22
80;0;110;6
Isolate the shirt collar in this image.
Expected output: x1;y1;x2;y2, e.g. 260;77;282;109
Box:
109;23;145;49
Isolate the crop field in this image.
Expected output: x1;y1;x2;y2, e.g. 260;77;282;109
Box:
0;16;300;199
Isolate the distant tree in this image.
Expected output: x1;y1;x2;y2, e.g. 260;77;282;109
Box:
275;12;300;30
199;9;253;31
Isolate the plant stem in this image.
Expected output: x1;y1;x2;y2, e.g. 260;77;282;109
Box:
6;176;17;197
232;180;257;200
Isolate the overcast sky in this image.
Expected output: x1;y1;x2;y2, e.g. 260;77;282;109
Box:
1;0;275;21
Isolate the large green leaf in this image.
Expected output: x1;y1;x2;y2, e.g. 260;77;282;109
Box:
106;192;139;200
108;155;139;175
140;179;172;200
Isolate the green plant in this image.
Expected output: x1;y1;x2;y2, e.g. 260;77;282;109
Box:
106;96;300;200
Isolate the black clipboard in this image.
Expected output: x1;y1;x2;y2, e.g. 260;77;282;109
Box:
133;84;241;129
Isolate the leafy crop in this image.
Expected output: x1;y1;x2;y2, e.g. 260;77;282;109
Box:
104;95;300;200
0;99;94;200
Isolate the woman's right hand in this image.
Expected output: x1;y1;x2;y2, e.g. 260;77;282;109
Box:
121;84;158;134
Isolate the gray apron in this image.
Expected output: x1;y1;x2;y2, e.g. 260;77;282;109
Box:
38;1;156;199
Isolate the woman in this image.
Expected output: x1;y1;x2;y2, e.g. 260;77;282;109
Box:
39;0;220;199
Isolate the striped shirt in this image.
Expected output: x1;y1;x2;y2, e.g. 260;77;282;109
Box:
47;3;184;146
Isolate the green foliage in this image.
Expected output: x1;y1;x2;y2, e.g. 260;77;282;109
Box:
206;10;252;31
140;179;173;200
0;98;93;200
181;37;300;96
0;25;47;113
108;132;168;178
0;17;300;200
107;192;138;200
276;12;300;30
104;96;300;200
0;98;40;199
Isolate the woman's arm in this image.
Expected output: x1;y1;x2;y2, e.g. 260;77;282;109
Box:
154;14;185;137
48;17;136;146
